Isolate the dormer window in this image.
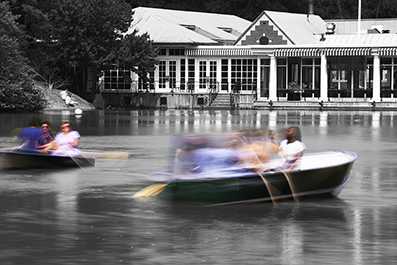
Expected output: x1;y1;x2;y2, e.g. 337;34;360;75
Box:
180;24;196;30
218;27;232;33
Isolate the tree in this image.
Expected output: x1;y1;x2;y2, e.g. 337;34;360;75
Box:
0;1;46;112
15;0;141;98
115;30;158;82
45;0;134;96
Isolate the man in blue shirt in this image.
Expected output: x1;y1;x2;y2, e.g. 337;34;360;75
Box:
16;116;45;152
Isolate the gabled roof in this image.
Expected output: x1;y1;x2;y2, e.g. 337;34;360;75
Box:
235;10;326;46
126;7;252;45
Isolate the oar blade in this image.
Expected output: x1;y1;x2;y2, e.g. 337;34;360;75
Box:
80;151;128;160
132;184;167;199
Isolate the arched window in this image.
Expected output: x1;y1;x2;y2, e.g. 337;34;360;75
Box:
259;36;269;45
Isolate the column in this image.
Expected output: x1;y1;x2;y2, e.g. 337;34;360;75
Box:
269;55;277;101
373;54;381;102
256;57;261;99
227;59;232;93
320;54;328;101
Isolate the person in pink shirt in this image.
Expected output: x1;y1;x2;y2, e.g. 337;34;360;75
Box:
47;122;81;157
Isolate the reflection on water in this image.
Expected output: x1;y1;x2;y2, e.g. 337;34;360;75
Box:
0;110;397;264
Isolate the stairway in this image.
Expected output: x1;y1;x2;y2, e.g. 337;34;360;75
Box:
210;94;232;108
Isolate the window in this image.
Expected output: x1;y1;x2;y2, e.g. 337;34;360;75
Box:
209;61;217;90
277;59;287;90
231;59;257;91
104;69;132;90
169;49;185;56
199;61;206;89
221;59;228;91
260;59;270;97
188;59;195;90
169;61;176;88
159;61;166;89
301;58;320;98
158;49;167;56
180;59;186;90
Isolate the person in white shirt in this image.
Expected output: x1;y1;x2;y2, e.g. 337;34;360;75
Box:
278;126;305;170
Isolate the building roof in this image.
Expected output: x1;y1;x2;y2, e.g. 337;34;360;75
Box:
126;7;252;45
235;10;326;46
325;18;397;35
320;33;397;47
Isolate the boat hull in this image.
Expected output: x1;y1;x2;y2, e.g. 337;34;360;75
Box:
0;150;95;169
155;151;356;205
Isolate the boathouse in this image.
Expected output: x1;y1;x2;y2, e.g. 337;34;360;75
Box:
99;7;397;110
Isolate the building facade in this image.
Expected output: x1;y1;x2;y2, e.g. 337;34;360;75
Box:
99;7;397;109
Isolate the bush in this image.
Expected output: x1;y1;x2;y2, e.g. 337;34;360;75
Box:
93;93;107;109
0;80;47;112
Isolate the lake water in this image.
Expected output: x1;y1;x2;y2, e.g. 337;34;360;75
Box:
0;109;396;264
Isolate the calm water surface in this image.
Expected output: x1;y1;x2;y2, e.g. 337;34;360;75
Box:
0;109;396;264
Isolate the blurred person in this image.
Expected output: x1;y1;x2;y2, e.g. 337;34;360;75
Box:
14;116;44;152
278;126;305;170
173;135;209;172
224;129;279;172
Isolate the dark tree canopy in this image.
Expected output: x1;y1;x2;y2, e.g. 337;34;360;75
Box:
5;0;158;98
0;1;46;112
116;30;158;80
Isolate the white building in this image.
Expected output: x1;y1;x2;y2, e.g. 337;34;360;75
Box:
100;7;397;109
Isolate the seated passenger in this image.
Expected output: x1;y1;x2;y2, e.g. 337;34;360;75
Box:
278;126;305;170
48;122;81;157
37;121;55;153
173;135;209;172
225;129;279;172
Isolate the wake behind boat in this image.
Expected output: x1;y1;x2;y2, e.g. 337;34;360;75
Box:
0;149;95;169
135;150;357;206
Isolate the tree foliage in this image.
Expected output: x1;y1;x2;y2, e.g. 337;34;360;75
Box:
0;1;47;112
116;30;158;80
12;0;157;97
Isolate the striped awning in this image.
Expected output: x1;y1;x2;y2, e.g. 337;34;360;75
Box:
273;48;320;57
322;48;371;56
274;47;372;57
378;47;397;56
186;48;252;56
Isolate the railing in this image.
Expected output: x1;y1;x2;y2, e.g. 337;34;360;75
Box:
100;80;260;94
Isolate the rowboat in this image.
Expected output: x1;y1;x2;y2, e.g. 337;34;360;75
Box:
134;150;357;206
0;150;95;169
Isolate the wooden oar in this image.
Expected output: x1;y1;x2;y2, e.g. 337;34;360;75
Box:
132;183;168;199
0;146;19;151
281;170;298;201
257;172;277;204
79;151;128;160
57;146;85;168
44;134;86;168
257;171;288;205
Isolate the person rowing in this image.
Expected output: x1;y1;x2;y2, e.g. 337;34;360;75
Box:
14;116;45;153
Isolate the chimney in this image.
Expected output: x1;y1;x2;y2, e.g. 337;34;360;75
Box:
307;0;314;18
308;0;314;15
